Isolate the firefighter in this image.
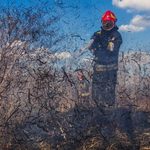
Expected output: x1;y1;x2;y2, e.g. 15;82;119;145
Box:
87;10;122;108
88;10;122;141
78;10;122;137
75;69;90;107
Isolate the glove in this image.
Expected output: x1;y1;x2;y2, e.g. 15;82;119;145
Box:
107;41;114;52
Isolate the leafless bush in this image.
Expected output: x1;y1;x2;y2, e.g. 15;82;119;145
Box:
0;3;66;149
117;51;150;110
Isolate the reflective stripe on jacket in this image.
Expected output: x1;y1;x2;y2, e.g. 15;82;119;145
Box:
94;63;118;72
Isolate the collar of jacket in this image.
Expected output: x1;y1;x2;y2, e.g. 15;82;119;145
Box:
101;26;119;34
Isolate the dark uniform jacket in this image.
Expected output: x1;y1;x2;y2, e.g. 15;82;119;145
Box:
90;26;122;66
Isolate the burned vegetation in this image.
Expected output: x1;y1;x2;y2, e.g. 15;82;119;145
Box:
0;2;149;150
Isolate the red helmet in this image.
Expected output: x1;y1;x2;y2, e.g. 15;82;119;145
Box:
101;10;117;22
101;10;117;31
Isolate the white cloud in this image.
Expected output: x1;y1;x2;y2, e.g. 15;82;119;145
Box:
119;15;150;32
119;24;144;32
131;15;150;27
113;0;150;11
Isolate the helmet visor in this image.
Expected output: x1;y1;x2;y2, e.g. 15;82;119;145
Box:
102;20;115;31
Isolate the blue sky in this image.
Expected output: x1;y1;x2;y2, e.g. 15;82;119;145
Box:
1;0;150;52
56;0;150;52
